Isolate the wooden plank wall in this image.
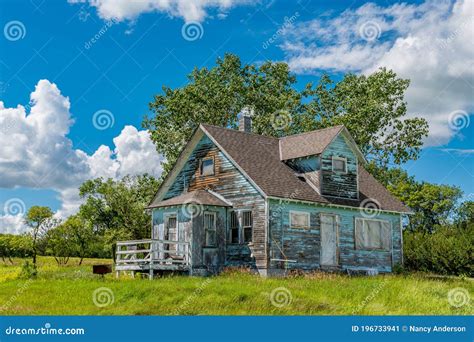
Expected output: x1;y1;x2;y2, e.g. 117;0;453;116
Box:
320;135;358;199
269;199;402;273
162;135;267;272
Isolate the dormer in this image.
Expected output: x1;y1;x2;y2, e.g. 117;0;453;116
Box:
279;125;365;200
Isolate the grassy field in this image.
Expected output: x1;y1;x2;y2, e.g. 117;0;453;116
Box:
0;257;472;315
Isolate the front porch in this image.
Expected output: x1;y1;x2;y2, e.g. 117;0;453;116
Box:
115;239;191;278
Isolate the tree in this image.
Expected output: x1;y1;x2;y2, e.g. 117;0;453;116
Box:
0;234;33;262
144;54;428;174
371;166;462;233
63;215;94;265
300;69;429;167
24;206;55;265
456;201;474;227
78;174;160;255
46;224;74;266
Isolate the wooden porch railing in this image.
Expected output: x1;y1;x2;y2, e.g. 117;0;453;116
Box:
115;239;191;278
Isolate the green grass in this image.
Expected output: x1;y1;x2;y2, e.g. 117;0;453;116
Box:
0;257;472;315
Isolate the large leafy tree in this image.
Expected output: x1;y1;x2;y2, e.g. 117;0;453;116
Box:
300;70;429;166
144;53;428;173
78;174;160;248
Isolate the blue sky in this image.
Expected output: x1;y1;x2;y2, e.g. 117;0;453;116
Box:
0;0;472;233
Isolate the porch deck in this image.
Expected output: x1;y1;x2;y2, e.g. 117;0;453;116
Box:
115;239;191;278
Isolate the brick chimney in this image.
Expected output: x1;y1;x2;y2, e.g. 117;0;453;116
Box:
238;106;253;133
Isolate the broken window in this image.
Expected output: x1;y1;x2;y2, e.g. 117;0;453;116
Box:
200;157;214;176
229;211;239;244
242;211;253;243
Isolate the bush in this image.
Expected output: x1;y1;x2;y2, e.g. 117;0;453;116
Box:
403;223;473;276
18;260;37;279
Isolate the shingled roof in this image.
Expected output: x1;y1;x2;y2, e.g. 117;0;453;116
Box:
148;190;231;209
279;125;344;160
201;124;410;213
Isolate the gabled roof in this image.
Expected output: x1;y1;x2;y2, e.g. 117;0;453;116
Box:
148;190;231;209
279;125;366;162
150;123;410;214
279;125;343;160
201;124;409;213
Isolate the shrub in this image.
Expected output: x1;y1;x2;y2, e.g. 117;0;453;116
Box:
403;223;473;276
18;260;37;279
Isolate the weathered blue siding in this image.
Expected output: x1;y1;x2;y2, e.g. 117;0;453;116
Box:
269;199;402;273
321;134;358;199
159;135;267;271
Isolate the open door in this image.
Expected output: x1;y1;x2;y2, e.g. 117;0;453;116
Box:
320;214;338;266
164;213;177;258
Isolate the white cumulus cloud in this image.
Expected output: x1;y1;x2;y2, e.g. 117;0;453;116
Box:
281;0;474;146
68;0;252;22
0;79;164;234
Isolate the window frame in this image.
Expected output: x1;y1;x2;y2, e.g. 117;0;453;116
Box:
163;212;178;240
227;209;253;244
203;211;217;247
200;156;215;176
332;156;347;174
241;210;253;243
354;217;391;251
228;210;240;244
289;210;311;230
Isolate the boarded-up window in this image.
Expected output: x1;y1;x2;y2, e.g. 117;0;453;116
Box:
242;211;253;243
290;211;310;229
229;211;239;244
204;212;216;246
332;157;347;173
200;157;214;176
355;218;390;250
